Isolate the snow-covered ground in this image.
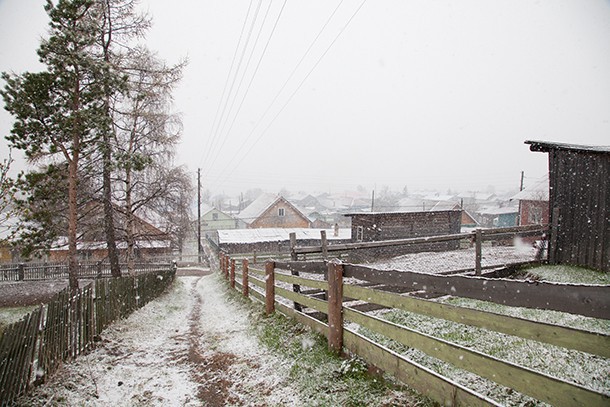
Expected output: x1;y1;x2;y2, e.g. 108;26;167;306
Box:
367;244;538;273
17;275;300;406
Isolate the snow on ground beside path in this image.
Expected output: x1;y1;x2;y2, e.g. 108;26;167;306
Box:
18;276;199;406
17;275;301;406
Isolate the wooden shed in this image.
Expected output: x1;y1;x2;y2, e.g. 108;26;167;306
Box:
526;140;610;272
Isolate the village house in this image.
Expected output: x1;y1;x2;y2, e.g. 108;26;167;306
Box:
47;202;172;262
200;204;242;238
526;140;610;272
238;193;311;229
510;175;549;226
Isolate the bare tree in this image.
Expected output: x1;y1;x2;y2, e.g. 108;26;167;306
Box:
111;48;187;272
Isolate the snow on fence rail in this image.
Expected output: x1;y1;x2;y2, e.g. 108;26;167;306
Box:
217;225;549;277
0;264;176;405
218;252;610;406
0;261;172;282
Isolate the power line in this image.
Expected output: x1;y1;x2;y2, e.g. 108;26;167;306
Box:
203;0;288;180
210;0;347;182
215;0;368;187
200;0;263;172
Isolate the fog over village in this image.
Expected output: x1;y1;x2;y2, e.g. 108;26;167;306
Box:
0;1;609;406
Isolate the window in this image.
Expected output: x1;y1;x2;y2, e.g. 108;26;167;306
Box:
356;226;364;242
212;213;219;221
278;208;285;217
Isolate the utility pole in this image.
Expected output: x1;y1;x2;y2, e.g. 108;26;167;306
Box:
371;189;375;212
197;168;202;263
520;171;525;191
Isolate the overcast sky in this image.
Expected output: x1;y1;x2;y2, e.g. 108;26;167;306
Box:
1;0;609;197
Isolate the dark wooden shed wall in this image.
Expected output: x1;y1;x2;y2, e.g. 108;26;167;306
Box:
346;210;462;261
547;149;610;272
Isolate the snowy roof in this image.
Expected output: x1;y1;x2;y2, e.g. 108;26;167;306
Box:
511;175;549;201
237;193;279;223
526;140;610;154
478;206;519;215
218;228;351;244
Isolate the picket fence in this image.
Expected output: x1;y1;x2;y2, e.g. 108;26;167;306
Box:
218;252;609;407
0;265;176;405
0;261;172;282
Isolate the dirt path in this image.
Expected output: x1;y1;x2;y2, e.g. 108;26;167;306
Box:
17;274;300;406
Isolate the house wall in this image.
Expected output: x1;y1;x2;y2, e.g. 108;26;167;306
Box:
202;209;240;236
519;200;549;226
250;200;310;229
547;149;609;272
347;210;462;261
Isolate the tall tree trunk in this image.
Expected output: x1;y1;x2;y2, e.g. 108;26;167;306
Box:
101;0;120;277
102;131;121;276
67;156;79;292
125;166;135;274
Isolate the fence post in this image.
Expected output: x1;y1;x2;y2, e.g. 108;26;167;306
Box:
242;259;249;297
223;253;229;279
18;263;25;281
253;249;257;265
265;261;275;315
289;232;302;311
320;230;328;260
230;259;235;288
327;260;344;354
475;228;482;276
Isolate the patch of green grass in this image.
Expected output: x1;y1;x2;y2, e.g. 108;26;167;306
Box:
221;280;436;406
519;264;610;285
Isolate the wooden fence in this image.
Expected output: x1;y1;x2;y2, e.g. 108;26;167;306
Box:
218;252;610;407
0;261;173;282
216;225;549;277
0;264;176;405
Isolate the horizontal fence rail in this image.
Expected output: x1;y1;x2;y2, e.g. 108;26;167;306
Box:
0;261;172;282
218;251;610;407
0;264;176;405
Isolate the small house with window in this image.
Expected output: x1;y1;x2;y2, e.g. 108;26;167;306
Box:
238;193;311;229
201;205;242;237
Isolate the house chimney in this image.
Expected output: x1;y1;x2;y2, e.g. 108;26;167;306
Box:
334;223;339;237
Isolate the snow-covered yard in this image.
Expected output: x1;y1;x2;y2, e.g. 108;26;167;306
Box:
17;275;301;406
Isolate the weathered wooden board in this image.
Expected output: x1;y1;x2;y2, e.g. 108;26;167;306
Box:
274;261;326;274
274;272;328;290
343;329;500;407
275;286;328;314
344;264;610;319
343;284;610;358
344;307;609;407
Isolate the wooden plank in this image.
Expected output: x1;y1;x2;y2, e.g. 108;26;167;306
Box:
275;302;329;338
327;261;343;353
265;261;275;315
274;272;328;290
343;264;610;319
274;261;326;274
343;307;609;407
343;329;500;407
275;286;328;314
249;274;265;289
343;284;610;358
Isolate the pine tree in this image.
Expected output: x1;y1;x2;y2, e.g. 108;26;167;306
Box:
2;0;123;290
